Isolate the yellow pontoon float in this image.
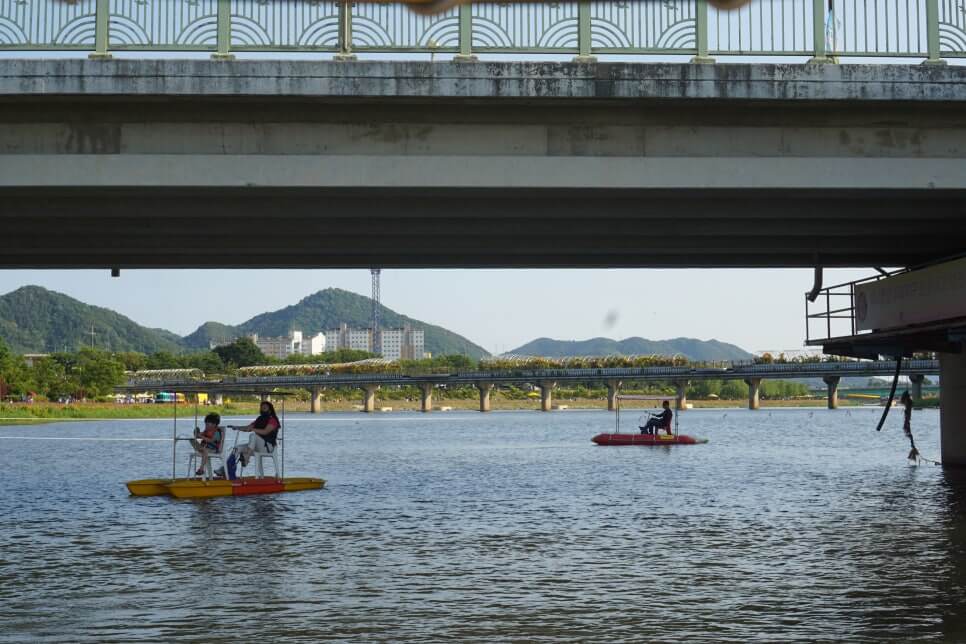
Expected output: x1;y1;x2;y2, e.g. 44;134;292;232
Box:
126;389;324;498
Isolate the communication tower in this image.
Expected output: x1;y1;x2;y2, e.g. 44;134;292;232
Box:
370;268;381;355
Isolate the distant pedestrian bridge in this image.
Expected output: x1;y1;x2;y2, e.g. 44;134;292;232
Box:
118;359;939;413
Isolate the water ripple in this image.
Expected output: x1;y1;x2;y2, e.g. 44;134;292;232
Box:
0;408;964;642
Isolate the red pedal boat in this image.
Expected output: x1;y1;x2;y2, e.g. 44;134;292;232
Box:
595;394;708;446
592;433;707;446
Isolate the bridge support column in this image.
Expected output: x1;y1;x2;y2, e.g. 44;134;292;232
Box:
941;353;966;466
606;380;622;412
910;374;925;402
745;378;761;410
361;384;378;413
539;381;556;412
310;386;322;414
674;381;689;411
209;393;223;406
477;382;494;412
823;376;840;410
419;383;434;413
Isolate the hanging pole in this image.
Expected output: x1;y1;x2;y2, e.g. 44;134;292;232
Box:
281;398;285;480
172;393;177;480
875;357;903;432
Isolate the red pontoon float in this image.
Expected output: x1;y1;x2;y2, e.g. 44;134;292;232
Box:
592;394;708;446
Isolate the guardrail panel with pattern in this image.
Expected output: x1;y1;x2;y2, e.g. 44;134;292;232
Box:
2;0;962;60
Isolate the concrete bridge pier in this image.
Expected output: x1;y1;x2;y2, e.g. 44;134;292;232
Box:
675;381;689;411
606;380;622;412
310;386;322;414
745;378;761;410
477;382;494;412
941;353;966;466
823;376;840;410
910;374;925;402
539;381;557;412
361;384;378;413
419;383;434;413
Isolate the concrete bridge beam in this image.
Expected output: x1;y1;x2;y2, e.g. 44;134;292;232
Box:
361;384;378;413
910;374;925;402
745;378;761;410
823;376;840;410
310;386;322;414
941;353;966;466
419;383;434;413
477;382;494;413
539;381;557;412
675;381;689;411
606;380;622;412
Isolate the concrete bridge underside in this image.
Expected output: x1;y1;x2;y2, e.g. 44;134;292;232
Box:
2;60;966;269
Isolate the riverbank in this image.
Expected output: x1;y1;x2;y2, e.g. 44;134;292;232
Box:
0;396;878;423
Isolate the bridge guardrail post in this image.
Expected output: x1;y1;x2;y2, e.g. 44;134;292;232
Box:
690;0;714;64
212;0;234;61
573;0;596;63
336;0;356;61
807;0;833;64
89;0;111;60
454;3;477;62
924;0;946;65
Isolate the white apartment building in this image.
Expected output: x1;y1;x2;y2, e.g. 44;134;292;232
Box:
324;323;425;360
250;330;326;359
379;327;426;361
324;324;374;353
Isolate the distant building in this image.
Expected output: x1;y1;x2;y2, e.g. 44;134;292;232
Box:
324;324;371;353
249;331;325;359
379;327;425;361
22;353;49;367
323;323;425;360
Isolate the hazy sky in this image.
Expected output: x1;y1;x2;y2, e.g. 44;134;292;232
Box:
0;268;875;355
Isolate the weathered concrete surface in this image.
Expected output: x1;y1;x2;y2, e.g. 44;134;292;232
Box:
1;60;966;269
2;59;966;102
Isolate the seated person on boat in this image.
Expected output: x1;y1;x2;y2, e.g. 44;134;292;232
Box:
640;401;673;436
190;412;225;476
234;401;281;467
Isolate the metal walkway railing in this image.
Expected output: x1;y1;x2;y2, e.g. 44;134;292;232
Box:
2;0;962;62
804;270;905;345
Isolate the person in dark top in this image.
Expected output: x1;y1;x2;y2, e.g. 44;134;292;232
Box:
640;400;673;435
234;401;281;466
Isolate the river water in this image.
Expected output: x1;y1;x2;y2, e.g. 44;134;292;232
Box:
1;407;965;642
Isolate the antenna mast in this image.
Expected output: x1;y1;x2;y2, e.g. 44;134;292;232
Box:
370;268;381;355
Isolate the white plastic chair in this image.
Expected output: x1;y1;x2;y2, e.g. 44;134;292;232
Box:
252;443;280;478
186;428;228;480
227;425;281;479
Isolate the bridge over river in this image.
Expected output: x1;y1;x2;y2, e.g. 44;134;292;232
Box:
118;359;939;413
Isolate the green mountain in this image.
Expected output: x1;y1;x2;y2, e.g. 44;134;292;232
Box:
0;286;184;354
0;286;489;359
182;321;240;350
231;288;489;359
509;336;753;362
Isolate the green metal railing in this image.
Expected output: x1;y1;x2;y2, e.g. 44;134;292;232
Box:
0;0;961;61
